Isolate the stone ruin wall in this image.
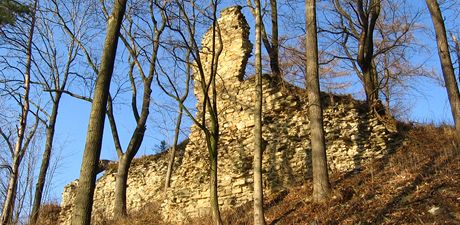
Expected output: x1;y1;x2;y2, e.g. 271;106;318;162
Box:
59;6;398;224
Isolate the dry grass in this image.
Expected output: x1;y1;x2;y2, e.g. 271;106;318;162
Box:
92;202;166;225
34;203;61;225
185;202;253;225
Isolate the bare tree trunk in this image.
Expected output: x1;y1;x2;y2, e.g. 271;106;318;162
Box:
426;0;460;147
158;1;223;223
207;133;223;225
71;0;128;224
246;0;281;78
269;0;281;78
165;106;183;189
0;1;37;224
363;63;379;107
14;149;36;224
164;50;190;190
113;155;131;217
1;155;21;225
209;156;221;225
30;20;77;222
253;0;266;224
357;0;381;108
103;1;165;217
110;82;150;218
450;33;460;84
305;0;331;203
30;93;62;224
207;3;223;224
333;0;381;107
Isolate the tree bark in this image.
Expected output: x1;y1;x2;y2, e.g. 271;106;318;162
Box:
426;0;460;147
70;0;128;224
105;2;165;217
451;33;460;83
333;0;380;107
269;0;281;78
164;49;190;190
305;0;331;203
356;0;381;107
0;1;37;224
1;154;21;225
206;3;223;224
253;0;266;224
30;93;62;224
111;79;150;218
160;1;223;223
165;106;183;189
362;64;379;106
113;155;131;217
246;0;281;78
208;133;223;225
110;79;150;218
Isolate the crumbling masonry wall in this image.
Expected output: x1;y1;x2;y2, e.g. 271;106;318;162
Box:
59;6;398;224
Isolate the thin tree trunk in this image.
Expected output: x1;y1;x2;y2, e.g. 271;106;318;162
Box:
208;134;223;225
356;0;380;108
0;1;37;223
363;67;378;105
164;49;190;190
383;57;392;116
30;93;62;224
113;155;131;217
269;0;281;78
109;77;153;218
206;3;223;224
451;33;460;83
305;0;331;203
71;0;128;224
109;97;148;219
106;2;165;217
162;1;222;223
106;94;128;218
253;0;266;224
426;0;460;147
1;155;21;225
165;106;183;189
246;0;281;78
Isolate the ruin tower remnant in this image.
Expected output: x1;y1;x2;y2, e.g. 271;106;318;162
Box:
58;6;398;224
193;6;252;98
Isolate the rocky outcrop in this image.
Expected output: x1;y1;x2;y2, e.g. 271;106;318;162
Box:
59;6;398;224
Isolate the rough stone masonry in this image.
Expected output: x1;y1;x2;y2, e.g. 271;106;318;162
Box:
59;6;398;224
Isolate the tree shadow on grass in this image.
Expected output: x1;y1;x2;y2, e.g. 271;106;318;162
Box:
371;149;458;224
268;201;304;225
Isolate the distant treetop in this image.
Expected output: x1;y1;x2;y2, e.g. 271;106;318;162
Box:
0;0;30;26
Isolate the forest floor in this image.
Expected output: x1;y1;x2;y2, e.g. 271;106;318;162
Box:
38;124;460;225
